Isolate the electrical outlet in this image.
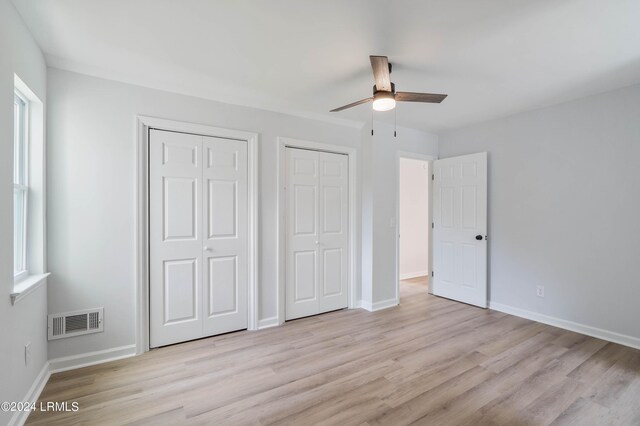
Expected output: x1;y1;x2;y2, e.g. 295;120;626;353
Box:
536;286;545;298
25;342;31;366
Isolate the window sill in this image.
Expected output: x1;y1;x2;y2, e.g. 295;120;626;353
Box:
11;273;50;305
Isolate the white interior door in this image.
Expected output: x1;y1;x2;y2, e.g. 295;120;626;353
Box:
150;130;203;347
150;129;248;348
432;152;487;308
202;136;248;336
286;148;348;320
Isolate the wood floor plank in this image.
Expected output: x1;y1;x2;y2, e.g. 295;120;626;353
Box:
549;397;618;426
516;378;590;426
27;278;640;425
582;347;640;408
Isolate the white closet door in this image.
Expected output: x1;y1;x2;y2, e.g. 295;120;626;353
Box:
318;151;349;313
432;152;488;308
150;129;203;347
202;136;248;336
286;148;319;319
150;130;249;348
286;148;348;320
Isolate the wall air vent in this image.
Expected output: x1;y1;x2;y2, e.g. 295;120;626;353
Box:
48;308;104;340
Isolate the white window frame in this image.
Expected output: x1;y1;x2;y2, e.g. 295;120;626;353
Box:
11;75;49;305
14;89;29;283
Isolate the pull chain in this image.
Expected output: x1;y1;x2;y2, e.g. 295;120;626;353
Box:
394;105;397;138
371;108;374;136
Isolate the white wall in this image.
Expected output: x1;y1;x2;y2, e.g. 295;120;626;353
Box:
366;123;438;305
45;69;368;359
0;0;48;424
399;158;429;280
439;83;640;344
358;125;372;304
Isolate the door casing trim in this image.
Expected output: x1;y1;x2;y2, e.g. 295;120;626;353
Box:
396;151;435;301
277;137;358;325
136;115;259;354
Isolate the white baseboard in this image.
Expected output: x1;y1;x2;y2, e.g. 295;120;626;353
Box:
400;271;429;280
489;301;640;350
49;344;137;374
373;298;400;311
360;297;399;312
257;316;280;330
9;362;51;426
360;301;372;311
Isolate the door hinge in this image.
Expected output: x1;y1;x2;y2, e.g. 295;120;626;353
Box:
432;174;434;181
431;271;434;277
432;222;434;229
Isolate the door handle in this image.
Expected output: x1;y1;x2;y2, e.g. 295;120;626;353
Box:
475;235;483;241
204;246;213;251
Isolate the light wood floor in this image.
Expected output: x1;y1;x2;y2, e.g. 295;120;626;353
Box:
28;277;640;425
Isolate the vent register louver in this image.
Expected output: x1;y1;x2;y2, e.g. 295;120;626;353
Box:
48;308;104;340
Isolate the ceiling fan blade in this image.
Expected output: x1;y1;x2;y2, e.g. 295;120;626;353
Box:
396;92;448;103
370;56;392;92
330;97;373;112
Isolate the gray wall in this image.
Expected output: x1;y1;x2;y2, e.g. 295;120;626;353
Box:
0;0;49;424
46;69;360;359
46;68;438;359
439;83;640;341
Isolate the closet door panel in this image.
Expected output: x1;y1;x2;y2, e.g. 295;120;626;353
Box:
318;152;349;313
286;148;348;320
202;136;248;335
286;148;320;320
150;130;203;348
150;130;249;347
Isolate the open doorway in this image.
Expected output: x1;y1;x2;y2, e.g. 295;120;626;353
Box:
398;156;431;301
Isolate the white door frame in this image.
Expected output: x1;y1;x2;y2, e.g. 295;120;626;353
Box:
396;151;435;300
277;137;357;326
136;116;259;354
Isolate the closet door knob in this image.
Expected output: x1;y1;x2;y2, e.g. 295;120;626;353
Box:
475;235;483;241
204;246;213;251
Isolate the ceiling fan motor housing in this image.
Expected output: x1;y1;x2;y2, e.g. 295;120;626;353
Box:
373;82;396;96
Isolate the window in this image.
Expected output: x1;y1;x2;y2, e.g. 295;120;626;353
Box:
14;89;29;281
11;75;47;303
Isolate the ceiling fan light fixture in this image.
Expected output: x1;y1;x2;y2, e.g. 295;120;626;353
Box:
372;92;396;111
330;56;447;113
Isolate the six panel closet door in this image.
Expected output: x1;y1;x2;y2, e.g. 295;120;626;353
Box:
149;129;248;348
285;147;349;320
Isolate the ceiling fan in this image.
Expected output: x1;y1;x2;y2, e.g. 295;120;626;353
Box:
330;55;447;112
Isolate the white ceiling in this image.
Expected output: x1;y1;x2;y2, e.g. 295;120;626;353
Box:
11;0;640;132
